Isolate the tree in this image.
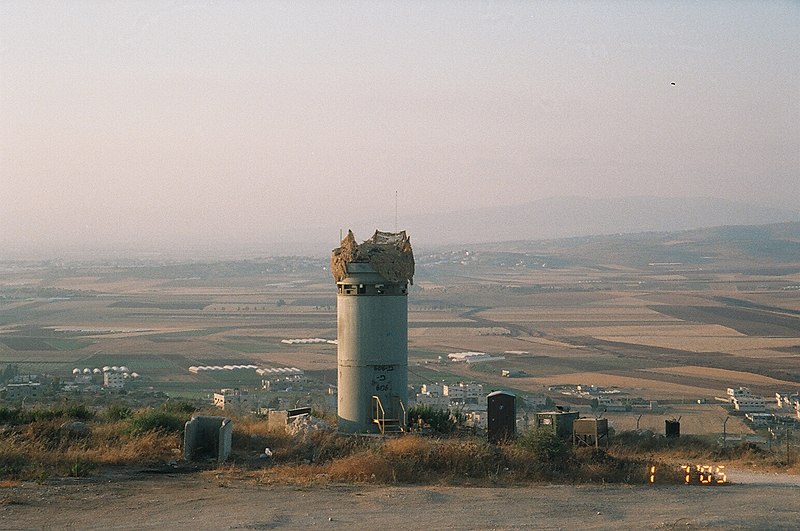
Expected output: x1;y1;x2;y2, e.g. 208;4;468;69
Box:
516;428;572;464
408;404;463;434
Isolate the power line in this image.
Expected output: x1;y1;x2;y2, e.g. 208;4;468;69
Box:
407;365;438;385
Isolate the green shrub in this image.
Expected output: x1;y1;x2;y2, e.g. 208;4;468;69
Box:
104;403;132;421
408;405;463;435
516;428;572;465
0;407;24;424
128;409;188;434
162;400;197;415
611;431;717;455
0;404;93;425
68;459;94;478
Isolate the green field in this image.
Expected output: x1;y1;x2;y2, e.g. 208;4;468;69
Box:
0;336;93;351
0;227;798;428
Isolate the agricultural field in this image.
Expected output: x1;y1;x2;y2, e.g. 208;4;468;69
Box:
1;226;799;439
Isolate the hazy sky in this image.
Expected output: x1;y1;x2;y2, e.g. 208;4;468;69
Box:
1;1;798;256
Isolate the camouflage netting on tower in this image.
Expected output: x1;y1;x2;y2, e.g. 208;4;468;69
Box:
331;230;415;284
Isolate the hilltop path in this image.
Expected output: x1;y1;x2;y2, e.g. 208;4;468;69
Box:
1;471;798;530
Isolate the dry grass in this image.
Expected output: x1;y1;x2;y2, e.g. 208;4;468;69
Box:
602;407;753;436
0;412;182;480
597;335;800;354
246;433;662;486
252;435;503;486
2;404;798;484
325;453;396;482
643;365;794;385
608;430;800;475
74;423;181;464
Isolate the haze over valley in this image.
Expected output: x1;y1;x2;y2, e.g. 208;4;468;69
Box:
2;2;797;259
1;2;799;527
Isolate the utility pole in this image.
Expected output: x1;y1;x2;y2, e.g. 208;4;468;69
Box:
723;416;729;449
787;427;792;465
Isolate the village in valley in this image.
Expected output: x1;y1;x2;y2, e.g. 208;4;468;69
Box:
3;225;799;451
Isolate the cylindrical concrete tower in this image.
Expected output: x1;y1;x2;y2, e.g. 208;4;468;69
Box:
331;230;414;433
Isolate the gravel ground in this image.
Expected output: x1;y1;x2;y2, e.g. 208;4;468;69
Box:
0;469;798;530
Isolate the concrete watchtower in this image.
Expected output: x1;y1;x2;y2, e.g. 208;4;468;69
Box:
331;230;414;433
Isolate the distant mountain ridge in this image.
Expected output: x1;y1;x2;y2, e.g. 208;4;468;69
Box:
406;196;800;247
471;221;800;268
14;196;795;260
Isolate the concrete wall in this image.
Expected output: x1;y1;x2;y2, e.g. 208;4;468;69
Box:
218;418;232;462
184;416;232;463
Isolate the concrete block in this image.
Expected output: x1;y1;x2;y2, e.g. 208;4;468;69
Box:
184;415;233;463
219;418;232;462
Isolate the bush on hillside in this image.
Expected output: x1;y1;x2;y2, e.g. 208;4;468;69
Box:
515;428;572;465
407;405;464;435
128;408;188;434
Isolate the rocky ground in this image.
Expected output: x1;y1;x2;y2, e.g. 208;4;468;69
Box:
0;468;798;530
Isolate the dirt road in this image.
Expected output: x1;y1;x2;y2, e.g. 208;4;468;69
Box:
1;470;798;530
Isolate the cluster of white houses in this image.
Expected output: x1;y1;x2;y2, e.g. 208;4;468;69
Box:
727;386;767;412
3;374;44;401
415;381;485;408
213;388;250;411
211;368;308;412
413;381;549;429
414;382;486;427
1;366;140;402
727;386;800;419
72;366;139;389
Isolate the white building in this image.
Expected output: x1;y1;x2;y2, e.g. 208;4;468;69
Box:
447;352;486;362
597;396;627;411
745;413;774;426
733;395;767;412
416;382;447;407
443;384;464;400
727;387;751;401
4;382;41;401
465;409;488;429
443;382;484;401
103;372;125;389
9;375;39;384
74;373;93;384
775;391;800;408
421;383;444;397
414;393;450;408
213;388;249;411
415;382;484;407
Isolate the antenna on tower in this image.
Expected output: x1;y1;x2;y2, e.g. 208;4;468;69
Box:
395;190;398;232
